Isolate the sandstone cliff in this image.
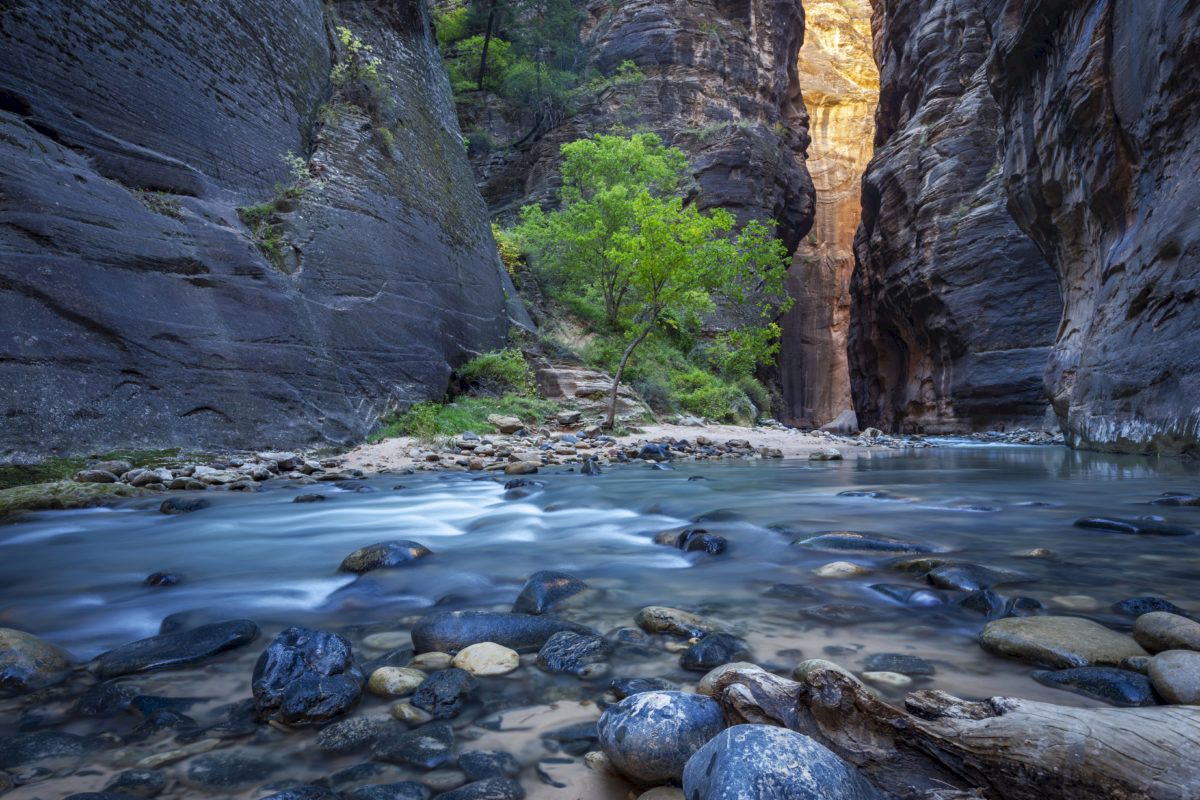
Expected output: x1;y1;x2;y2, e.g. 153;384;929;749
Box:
779;0;875;428
990;0;1200;454
848;0;1061;434
0;0;523;461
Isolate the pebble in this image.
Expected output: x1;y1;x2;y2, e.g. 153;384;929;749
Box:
1134;612;1200;653
452;642;520;676
1148;650;1200;704
813;561;870;578
597;691;724;784
368;666;427;697
639;789;685;800
860;671;912;688
410;652;454;670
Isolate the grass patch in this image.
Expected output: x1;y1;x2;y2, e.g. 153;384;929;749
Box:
456;348;535;395
0;448;184;491
369;395;558;444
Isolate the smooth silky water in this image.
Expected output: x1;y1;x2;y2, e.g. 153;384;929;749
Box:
1;445;1198;798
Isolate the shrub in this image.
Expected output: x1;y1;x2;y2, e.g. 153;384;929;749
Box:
456;348;535;395
493;224;522;277
434;5;471;47
369;394;557;443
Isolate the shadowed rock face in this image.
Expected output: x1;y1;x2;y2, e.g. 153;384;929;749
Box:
990;1;1200;455
848;0;1061;434
0;0;523;460
780;0;876;428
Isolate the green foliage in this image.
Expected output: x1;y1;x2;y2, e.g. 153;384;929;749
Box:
493;223;522;277
369;395;557;443
456;348;535;395
134;189;183;220
331;25;383;90
434;5;471;47
447;34;513;92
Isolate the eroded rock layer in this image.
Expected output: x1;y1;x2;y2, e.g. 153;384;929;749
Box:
990;1;1200;454
779;0;876;428
0;0;521;460
848;0;1061;434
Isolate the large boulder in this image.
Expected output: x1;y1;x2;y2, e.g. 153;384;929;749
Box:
91;620;259;678
597;691;724;784
252;626;364;726
411;611;594;654
682;724;882;799
0;628;72;694
980;617;1148;668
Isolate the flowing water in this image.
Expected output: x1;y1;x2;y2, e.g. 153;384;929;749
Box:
1;444;1198;798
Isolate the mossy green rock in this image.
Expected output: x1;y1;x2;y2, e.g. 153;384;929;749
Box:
0;481;145;522
0;628;73;695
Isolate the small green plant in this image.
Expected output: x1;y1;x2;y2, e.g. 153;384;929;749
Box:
369;394;558;443
456;348;535;395
331;25;383;90
134;189;184;220
237;202;287;270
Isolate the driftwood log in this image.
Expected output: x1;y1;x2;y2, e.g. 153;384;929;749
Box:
709;667;1200;800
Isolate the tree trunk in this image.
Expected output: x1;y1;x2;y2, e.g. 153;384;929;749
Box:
605;325;651;429
477;0;498;91
708;666;1200;800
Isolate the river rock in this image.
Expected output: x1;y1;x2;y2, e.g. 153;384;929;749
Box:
0;731;86;769
339;541;433;573
1148;650;1200;704
316;715;404;755
926;563;1030;592
412;611;594;654
597;691;724;784
639;444;671;461
104;769;168;797
1074;517;1194;536
634;607;720;638
1031;667;1157;707
1113;597;1190;617
373;722;456;768
504;462;539;475
411;668;477;719
183;751;277;789
1134;612;1200;653
75;469;119;483
410;652;454;670
862;653;934;676
959;589;1005;617
511;571;588;615
344;784;429;800
980;616;1148;668
679;634;752;672
536;631;610;676
0;628;73;694
436;778;524;800
808;448;844;461
813;561;869;578
682;724;882;799
459;750;521;780
452;643;520;676
795;531;936;554
92;619;259;678
610;677;680;699
253;626;365;726
369;666;427;697
159;497;208;515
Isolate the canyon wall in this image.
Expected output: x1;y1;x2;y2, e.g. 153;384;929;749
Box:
990;0;1200;454
0;0;523;461
848;0;1061;434
779;0;875;428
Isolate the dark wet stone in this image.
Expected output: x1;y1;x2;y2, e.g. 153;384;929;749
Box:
540;721;597;756
412;669;477;719
869;584;948;607
679;634;753;672
206;698;260;738
885;556;953;574
1151;494;1200;507
293;494;326;503
1004;597;1045;617
459;750;520;781
344;783;429;800
1113;596;1190;617
316;716;405;755
130;708;197;738
411;611;595;654
1074;517;1194;536
801;604;876;623
682;724;883;800
795;531;936;554
436;778;524;800
339;541;433;573
259;787;338;800
0;627;73;695
686;475;707;481
184;751;277;789
144;572;181;587
926;564;1031;592
862;653;934;676
91;619;259;678
76;680;139;717
609;677;679;699
959;590;1005;617
638;443;671;461
598;691;724;783
0;731;86;769
608;627;652;645
1031;667;1157;707
502;479;541;490
361;646;417;675
335;482;376;493
65;794;141;800
372;722;456;769
764;583;821;601
252;626;364;727
104;769;167;797
511;571;588;615
536;631;611;677
677;528;728;554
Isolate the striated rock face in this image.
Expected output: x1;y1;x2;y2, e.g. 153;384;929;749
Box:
779;0;876;428
848;0;1061;434
990;1;1200;454
0;0;522;461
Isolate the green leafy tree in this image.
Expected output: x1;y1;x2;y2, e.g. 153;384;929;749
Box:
514;133;789;427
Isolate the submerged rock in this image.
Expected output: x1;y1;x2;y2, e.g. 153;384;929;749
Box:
959;589;1005;617
1030;667;1157;707
436;778;524;800
980;616;1148;668
610;677;679;699
0;731;87;769
1113;597;1190;617
344;784;429;800
1133;612;1200;653
339;541;433;573
91;620;259;678
682;724;882;799
869;584;948;607
183;751;277;789
511;571;587;615
372;722;456;768
260;787;338;800
862;653;934;676
537;631;610;677
926;563;1030;592
316;715;404;755
679;634;753;672
795;531;936;554
459;750;521;780
411;668;477;719
634;607;721;638
368;666;427;697
0;627;72;695
598;691;724;784
656;528;728;555
159;497;209;515
252;626;365;726
412;611;594;654
1074;517;1194;536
